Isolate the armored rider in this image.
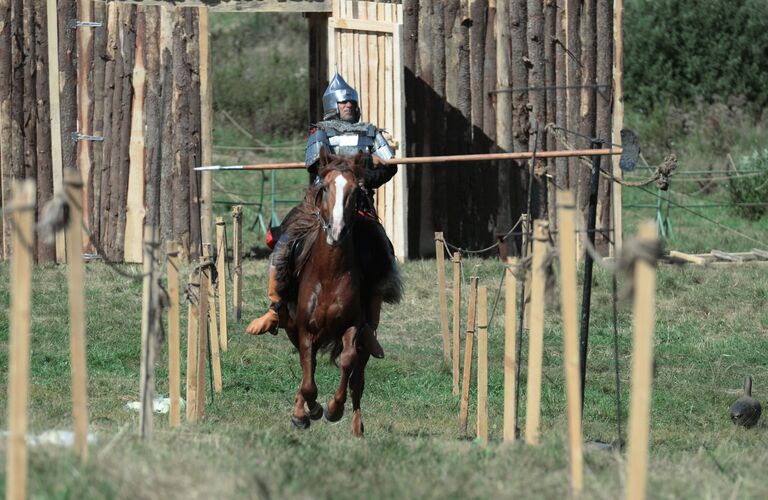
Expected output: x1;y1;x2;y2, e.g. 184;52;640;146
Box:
246;73;398;358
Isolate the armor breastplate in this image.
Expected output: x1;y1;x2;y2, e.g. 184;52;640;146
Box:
305;120;395;168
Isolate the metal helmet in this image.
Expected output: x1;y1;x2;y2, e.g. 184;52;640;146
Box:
322;72;360;121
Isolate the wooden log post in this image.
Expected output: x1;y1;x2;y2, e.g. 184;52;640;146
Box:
196;254;211;418
525;221;548;445
495;0;514;231
199;6;213;245
5;180;35;500
76;0;94;250
139;225;159;439
476;285;489;445
216;217;228;352
64;168;89;460
232;205;242;320
204;244;223;393
451;251;462;395
612;0;624;254
557;191;583;495
435;232;451;365
185;270;200;423
166;241;181;427
125;7;147;263
46;0;65;262
625;221;658;500
503;256;519;443
459;276;478;435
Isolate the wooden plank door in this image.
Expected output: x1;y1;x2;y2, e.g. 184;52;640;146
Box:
328;0;407;259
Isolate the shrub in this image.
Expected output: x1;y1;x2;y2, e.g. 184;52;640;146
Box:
625;0;768;111
728;149;768;220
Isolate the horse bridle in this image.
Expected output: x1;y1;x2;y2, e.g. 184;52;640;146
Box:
313;180;360;245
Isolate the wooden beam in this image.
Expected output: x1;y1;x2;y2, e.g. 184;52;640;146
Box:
186;270;200;422
100;0;332;12
6;180;35;500
459;276;478;436
435;232;451;365
232;205;242;320
139;225;158;439
525;221;548;446
216;217;228;352
452;251;462;396
504;256;518;443
611;0;624;254
330;16;396;34
557;191;583;496
668;250;708;266
625;221;658;500
46;0;66;262
166;241;181;427
476;285;488;445
64;168;89;460
199;6;213;245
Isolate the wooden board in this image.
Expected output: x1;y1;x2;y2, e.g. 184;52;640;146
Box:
329;0;407;258
111;0;332;12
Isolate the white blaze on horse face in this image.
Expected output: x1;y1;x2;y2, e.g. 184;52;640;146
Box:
329;174;348;244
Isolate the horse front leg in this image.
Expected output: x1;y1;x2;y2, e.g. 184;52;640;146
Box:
349;349;371;437
292;331;319;429
324;326;357;423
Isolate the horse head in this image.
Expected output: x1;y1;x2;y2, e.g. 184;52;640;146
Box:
316;149;365;246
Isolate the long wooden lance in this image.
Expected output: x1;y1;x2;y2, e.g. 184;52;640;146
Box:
194;147;624;171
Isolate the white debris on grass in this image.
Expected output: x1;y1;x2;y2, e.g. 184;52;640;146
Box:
125;395;186;415
1;430;97;447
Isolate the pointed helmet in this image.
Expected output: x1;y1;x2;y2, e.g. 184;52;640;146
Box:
322;72;360;121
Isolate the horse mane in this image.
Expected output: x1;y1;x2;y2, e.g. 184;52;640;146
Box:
273;156;364;297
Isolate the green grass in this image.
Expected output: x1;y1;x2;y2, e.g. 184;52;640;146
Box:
2;232;768;498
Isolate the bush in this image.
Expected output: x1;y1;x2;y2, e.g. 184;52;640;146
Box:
728;149;768;220
625;0;768;111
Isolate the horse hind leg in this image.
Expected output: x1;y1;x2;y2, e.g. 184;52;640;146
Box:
292;333;318;429
349;350;371;437
324;326;357;423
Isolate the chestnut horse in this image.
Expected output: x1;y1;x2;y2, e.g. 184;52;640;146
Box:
272;149;400;436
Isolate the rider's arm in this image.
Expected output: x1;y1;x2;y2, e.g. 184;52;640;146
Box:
305;127;329;184
364;130;397;189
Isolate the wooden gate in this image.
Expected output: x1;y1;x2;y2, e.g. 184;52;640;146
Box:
328;0;407;259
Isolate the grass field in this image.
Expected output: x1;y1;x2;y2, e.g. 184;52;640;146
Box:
2;166;768;498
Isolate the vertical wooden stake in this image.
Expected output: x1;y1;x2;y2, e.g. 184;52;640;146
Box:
452;251;462;395
625;222;658;500
6;181;35;500
504;256;519;443
476;285;488;445
186;271;200;423
557;191;583;495
459;276;478;435
521;215;532;329
139;225;159;439
166;241;181;427
204;244;223;393
196;255;210;419
232;205;243;320
435;232;451;365
525;221;548;446
216;217;228;352
64;169;89;460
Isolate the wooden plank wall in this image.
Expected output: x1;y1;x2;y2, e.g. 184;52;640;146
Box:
403;0;616;256
0;1;203;263
329;0;407;259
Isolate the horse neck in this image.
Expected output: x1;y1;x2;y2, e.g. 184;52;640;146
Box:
312;228;358;275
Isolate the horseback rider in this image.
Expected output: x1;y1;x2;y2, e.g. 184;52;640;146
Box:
246;73;399;358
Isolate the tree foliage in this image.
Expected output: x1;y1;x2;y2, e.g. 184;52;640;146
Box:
625;0;768;110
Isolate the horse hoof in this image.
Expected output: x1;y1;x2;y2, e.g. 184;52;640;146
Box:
291;415;310;430
308;402;323;421
323;404;344;423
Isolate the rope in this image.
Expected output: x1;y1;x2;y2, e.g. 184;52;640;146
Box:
444;217;523;257
546;123;678;190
